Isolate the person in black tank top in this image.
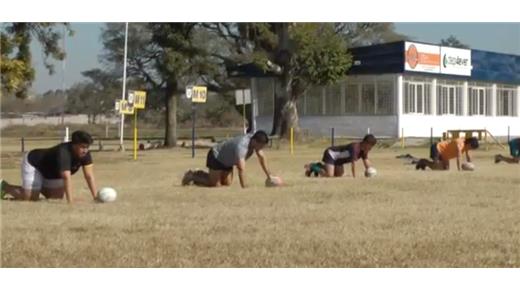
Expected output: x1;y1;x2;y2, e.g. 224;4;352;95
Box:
1;131;99;203
304;134;377;178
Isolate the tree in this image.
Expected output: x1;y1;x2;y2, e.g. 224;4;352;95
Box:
100;23;206;147
440;35;470;49
0;23;73;98
65;69;121;123
335;23;408;47
204;23;352;138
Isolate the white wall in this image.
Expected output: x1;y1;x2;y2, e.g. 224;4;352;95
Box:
256;115;398;137
0;115;119;129
399;115;520;138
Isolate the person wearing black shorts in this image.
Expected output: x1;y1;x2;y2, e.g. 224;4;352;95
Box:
182;131;274;188
305;134;377;178
1;131;98;203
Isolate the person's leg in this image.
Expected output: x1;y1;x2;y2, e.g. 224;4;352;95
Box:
496;141;520;164
321;164;335;177
4;154;43;200
415;158;447;170
41;179;65;199
1;180;35;200
334;165;344;177
220;170;233;186
495;154;520;164
41;187;65;199
188;169;222;187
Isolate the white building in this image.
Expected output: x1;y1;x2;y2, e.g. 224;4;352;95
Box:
246;41;519;138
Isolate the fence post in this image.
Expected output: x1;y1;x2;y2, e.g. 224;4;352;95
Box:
21;137;25;153
331;127;335;147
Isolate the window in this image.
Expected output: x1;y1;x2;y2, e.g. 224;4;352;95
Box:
497;86;517;116
437;84;462;115
325;84;342;115
305;86;323;115
360;83;375;114
345;84;359;114
404;82;430;114
376;81;394;115
256;78;274;116
468;87;486;116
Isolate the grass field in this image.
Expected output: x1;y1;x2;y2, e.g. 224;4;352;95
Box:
1;136;519;267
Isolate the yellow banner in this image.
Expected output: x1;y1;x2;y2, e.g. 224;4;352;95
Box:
120;100;135;114
129;90;147;109
191;86;207;103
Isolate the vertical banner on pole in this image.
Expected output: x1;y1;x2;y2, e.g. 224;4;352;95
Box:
188;86;208;158
127;91;146;160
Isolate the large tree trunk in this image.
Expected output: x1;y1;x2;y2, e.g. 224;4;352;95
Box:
164;84;177;147
280;99;300;138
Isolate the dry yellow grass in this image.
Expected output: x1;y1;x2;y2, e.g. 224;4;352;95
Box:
1;137;519;267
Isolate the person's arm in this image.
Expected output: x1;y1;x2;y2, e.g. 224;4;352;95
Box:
82;164;98;201
237;158;247;188
60;170;73;203
351;161;356;178
465;149;472;163
255;149;271;178
362;158;371;170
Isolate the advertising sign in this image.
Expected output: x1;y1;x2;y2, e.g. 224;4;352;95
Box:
404;42;441;73
440;46;472;76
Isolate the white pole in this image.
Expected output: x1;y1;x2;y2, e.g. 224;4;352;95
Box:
61;25;66;125
64;126;69;142
119;22;129;151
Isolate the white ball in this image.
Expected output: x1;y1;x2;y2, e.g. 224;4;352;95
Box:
265;176;283;187
461;162;475;171
97;187;117;203
365;167;377;178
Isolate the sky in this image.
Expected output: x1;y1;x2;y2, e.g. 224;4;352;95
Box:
29;22;520;95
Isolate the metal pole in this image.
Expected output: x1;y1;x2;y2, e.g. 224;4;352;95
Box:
119;22;129;151
243;91;246;134
507;126;510;143
133;110;137;161
61;25;66;125
331;127;335;147
192;103;196;158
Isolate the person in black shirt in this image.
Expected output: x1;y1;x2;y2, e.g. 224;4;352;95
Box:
1;131;98;203
304;134;377;178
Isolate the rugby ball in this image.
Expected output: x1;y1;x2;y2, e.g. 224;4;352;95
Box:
461;162;475;171
265;176;283;187
365;167;377;178
97;187;117;203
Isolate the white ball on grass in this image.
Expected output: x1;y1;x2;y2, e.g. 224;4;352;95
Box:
365;167;377;178
265;176;283;187
97;187;117;203
461;162;475;171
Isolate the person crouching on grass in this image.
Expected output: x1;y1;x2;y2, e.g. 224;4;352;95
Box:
1;131;98;203
181;130;275;188
415;137;479;171
304;134;378;178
